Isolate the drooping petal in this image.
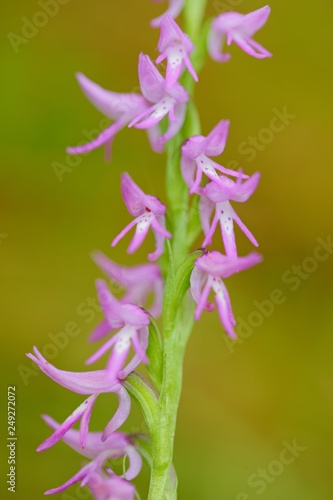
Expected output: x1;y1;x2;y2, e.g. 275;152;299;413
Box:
102;387;131;440
120;172;166;216
217;201;237;256
89;474;136;500
41;415;130;459
190;267;214;320
195;251;263;278
89;319;113;343
119;327;149;379
75;73;147;120
149;215;171;261
66;119;127;155
199;196;215;242
125;446;143;480
138;53;166;103
202;172;260;203
27;347;121;394
159;102;187;144
45;462;93;495
147;123;164;153
209;6;271;62
127;213;155;254
232;205;259;248
212;278;237;338
204;120;230;156
36;395;97;452
120;172;148;216
181;155;196;189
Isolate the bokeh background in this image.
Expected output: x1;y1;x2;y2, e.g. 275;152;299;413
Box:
1;0;333;498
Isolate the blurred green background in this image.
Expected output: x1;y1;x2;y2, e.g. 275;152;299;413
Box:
1;0;333;498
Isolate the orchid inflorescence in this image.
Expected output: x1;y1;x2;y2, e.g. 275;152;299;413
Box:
29;2;271;498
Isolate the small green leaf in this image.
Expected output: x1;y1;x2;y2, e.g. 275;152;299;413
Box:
163;250;203;337
174;250;203;305
124;373;158;432
146;317;163;392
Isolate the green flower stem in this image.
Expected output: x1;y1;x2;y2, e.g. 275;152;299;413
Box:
147;2;208;498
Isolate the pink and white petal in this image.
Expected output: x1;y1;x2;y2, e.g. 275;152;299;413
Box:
211;159;249;179
230;172;261;203
66;119;126;155
102;387;131;440
181;135;206;159
26;347;121;394
158;16;193;54
37;395;97;452
189;164;204;194
151;216;172;238
143;195;166;216
159;102;186;144
131;329;149;364
214;286;237;339
239;6;271;37
127;214;154;254
75;73;146;120
45;462;93;495
120;172;147;216
125;446;143;480
165;52;184;88
232;207;259;247
204;120;230;156
132;100;173;130
95;280;123;327
190;266;206;305
79;393;98;449
92;252;127;285
146;123;164;153
217;202;237;257
112;219;139;248
181;155;196;189
183;53;198;82
149;215;170;261
119;328;149;378
233;35;271;59
120;304;150;327
89;319;112;343
208;29;230;63
138;53;165;103
107;336;132;382
199;196;215;239
194;277;213;320
85;334;119;366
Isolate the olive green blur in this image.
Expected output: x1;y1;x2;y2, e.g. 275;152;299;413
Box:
1;1;333;499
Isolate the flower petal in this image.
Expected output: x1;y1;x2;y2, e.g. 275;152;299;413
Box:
75;72;147;120
102;387;131;440
138;53;165;103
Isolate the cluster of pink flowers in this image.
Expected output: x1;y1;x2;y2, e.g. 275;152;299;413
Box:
29;2;271;498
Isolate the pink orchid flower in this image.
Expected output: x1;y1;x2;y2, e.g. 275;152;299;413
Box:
209;6;272;62
191;251;262;337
